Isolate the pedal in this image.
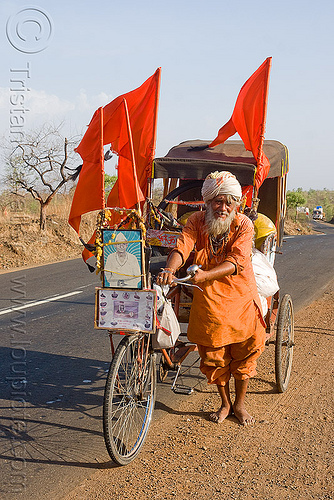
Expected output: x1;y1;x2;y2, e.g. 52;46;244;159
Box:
172;385;194;395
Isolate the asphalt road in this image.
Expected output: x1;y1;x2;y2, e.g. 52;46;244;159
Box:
0;220;333;500
275;220;334;309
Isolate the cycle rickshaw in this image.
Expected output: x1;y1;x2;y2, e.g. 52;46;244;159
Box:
94;138;294;465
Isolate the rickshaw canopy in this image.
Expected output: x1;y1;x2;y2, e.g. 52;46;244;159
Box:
153;139;289;185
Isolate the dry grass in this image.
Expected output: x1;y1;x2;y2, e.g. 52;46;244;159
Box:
284;217;317;235
0;194;98;270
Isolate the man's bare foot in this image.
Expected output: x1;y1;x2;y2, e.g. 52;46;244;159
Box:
209;405;232;423
232;403;255;426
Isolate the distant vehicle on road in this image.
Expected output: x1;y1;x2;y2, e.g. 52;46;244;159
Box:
313;206;325;220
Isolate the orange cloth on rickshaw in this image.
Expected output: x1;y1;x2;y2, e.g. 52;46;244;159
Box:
197;327;266;386
174;211;266;348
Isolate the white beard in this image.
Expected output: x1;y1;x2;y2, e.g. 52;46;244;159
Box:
205;203;236;237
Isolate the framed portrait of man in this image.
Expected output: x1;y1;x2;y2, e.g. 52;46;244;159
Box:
102;230;144;289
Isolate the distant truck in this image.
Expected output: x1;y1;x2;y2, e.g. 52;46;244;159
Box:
313;206;325;220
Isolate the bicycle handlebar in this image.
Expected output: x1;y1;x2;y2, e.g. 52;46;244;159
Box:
172;264;203;290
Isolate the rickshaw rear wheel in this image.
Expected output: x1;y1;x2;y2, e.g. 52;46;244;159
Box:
275;294;294;393
158;180;203;211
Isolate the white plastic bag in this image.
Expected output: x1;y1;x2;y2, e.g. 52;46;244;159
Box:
252;248;279;316
152;284;181;349
252;248;279;298
258;294;269;317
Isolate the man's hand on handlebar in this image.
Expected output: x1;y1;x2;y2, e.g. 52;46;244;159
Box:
156;268;176;286
190;267;207;284
156;260;237;289
156;263;204;287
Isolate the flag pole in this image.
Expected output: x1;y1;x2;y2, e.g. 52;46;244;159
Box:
257;57;272;169
100;106;106;210
147;68;161;200
254;57;272;200
122;98;142;215
151;68;161;162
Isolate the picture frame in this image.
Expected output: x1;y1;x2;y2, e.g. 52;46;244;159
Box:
102;229;144;289
94;288;157;333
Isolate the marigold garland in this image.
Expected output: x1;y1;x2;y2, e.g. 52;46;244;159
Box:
94;207;146;280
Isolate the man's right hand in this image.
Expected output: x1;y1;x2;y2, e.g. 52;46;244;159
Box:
156;250;183;286
156;269;176;286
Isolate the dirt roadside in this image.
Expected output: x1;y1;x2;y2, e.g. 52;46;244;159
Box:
64;281;334;500
0;215;91;271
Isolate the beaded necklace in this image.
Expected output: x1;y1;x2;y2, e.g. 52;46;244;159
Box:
209;233;229;263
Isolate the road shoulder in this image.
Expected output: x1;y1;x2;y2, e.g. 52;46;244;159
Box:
64;279;334;500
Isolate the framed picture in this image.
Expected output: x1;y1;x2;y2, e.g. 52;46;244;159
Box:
94;288;156;333
102;230;144;289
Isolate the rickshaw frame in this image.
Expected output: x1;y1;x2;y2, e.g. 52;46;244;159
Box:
148;138;293;390
101;138;294;465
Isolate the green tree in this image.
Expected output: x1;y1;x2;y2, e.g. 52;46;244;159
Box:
105;174;117;194
286;191;306;221
286;191;306;208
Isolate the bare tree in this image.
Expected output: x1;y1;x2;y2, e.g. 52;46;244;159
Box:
4;125;80;230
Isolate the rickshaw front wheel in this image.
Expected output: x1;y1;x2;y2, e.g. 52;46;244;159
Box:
275;294;294;393
103;333;156;465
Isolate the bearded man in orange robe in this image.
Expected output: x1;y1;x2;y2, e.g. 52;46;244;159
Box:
157;171;266;425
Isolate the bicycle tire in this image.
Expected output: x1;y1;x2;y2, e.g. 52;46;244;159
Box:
275;294;294;393
103;334;156;465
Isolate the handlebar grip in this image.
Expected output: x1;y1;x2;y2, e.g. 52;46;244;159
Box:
172;264;202;284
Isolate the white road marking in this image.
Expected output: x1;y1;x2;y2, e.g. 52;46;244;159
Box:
0;290;83;316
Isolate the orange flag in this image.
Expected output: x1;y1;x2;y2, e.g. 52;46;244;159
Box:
80;99;146;266
117;98;145;209
69;68;161;234
68;107;105;233
106;68;161;209
209;58;272;190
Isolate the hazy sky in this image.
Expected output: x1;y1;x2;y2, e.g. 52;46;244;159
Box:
1;0;333;190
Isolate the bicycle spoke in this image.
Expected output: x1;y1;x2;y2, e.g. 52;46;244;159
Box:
103;334;156;464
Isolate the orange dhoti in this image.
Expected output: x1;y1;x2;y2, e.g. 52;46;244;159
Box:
197;327;266;386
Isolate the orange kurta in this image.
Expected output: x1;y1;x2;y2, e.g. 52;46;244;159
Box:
175;211;265;348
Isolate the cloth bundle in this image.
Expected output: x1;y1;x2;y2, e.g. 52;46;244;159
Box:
252;248;279;316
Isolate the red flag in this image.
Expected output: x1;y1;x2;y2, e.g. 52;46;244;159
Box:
117;98;145;209
106;68;161;209
68;107;104;233
209;58;272;190
69;68;161;234
81;99;145;264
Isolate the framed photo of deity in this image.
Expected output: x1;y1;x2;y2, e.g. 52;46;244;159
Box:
94;288;157;333
102;229;144;289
